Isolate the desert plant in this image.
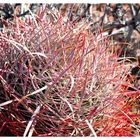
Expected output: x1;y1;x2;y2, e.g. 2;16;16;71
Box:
0;5;139;136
